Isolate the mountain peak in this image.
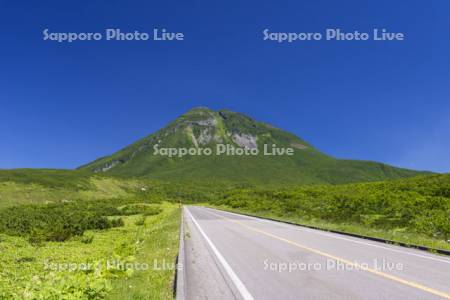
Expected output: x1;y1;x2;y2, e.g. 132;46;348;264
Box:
181;107;255;125
184;106;213;114
79;108;424;184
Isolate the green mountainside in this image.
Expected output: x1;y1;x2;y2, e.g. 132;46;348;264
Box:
79;107;426;184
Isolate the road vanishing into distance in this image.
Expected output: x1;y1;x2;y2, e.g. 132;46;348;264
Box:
180;206;450;300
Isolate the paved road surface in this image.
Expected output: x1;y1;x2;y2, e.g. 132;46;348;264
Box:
181;206;450;300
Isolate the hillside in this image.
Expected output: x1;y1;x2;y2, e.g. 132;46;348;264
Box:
79;107;425;184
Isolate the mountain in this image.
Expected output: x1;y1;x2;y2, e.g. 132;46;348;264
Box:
79;107;426;185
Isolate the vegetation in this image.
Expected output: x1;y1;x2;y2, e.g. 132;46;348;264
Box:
119;203;163;216
107;204;180;300
0;203;122;242
0;164;448;299
205;174;450;250
0;170;181;299
0;170;155;209
0;169;93;190
0;200;180;299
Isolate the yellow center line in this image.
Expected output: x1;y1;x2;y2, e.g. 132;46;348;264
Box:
204;209;450;299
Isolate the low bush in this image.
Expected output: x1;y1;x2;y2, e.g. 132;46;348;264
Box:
81;232;95;244
0;204;114;242
0;199;136;243
135;215;146;226
119;204;162;216
212;174;450;240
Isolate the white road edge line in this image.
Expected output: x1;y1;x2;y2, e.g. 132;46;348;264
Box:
205;207;450;265
186;207;255;300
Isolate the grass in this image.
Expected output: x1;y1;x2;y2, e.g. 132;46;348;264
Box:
0;181;78;208
0;169;93;190
0;202;180;299
0;175;144;209
107;204;180;300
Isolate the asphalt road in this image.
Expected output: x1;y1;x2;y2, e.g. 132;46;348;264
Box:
181;206;450;300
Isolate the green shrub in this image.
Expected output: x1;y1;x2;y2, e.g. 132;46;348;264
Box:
119;204;162;216
111;218;125;227
212;174;450;240
81;232;95;244
135;216;146;226
0;203;114;242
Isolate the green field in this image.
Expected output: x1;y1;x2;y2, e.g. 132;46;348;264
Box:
0;202;180;299
0;169;146;209
204;174;450;251
0;170;181;299
0;168;449;298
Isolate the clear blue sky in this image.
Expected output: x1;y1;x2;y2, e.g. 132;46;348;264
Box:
1;0;449;172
